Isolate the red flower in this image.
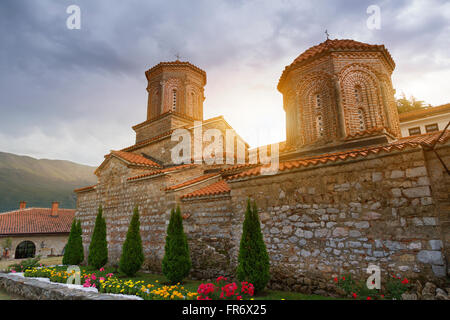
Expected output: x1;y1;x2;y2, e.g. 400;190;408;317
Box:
401;278;409;284
333;277;338;283
352;292;357;299
367;297;371;300
380;294;384;298
342;277;345;281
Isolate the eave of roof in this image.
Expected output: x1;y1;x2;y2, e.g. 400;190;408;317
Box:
165;173;220;191
181;180;231;200
226;130;450;182
399;104;450;122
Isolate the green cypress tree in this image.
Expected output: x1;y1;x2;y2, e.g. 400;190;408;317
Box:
119;206;144;276
237;199;270;292
62;219;77;265
75;220;84;264
88;205;108;269
162;206;191;284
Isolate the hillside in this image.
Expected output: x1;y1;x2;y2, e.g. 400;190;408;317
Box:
0;151;97;212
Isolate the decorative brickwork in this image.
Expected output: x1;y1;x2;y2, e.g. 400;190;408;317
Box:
279;39;401;153
75;41;449;293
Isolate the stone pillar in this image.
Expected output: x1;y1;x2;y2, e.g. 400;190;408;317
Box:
333;75;346;138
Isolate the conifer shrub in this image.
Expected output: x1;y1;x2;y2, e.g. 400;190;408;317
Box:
236;199;270;292
162;206;191;284
88;205;108;269
75;219;84;264
119;206;144;276
62;220;78;265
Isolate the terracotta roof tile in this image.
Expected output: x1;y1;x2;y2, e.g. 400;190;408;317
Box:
145;60;206;84
227;130;450;181
399;103;450;122
74;184;97;193
0;208;75;235
165;173;220;191
111;151;161;167
127;164;197;181
181;180;230;199
278;39;395;90
121;130;176;152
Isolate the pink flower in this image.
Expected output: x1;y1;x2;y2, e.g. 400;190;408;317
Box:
83;283;90;287
106;273;113;278
91;274;97;280
11;270;16;273
100;277;105;282
99;267;104;272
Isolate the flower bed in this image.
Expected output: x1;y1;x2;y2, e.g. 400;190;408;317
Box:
197;276;255;300
23;266;198;300
334;274;410;300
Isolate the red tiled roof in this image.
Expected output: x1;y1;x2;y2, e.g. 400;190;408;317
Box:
95;150;162;175
227;130;450;181
181;180;231;199
278;39;395;90
145;60;207;84
165;173;220;191
399;103;450;122
111;151;161;167
74;184;97;193
121;129;176;152
0;208;75;235
128;164;197;181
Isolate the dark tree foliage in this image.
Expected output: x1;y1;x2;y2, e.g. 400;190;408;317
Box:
88;205;108;269
237;199;270;292
119;206;145;276
162;206;191;284
62;219;78;265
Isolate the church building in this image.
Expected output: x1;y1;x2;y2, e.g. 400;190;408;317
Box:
75;39;449;292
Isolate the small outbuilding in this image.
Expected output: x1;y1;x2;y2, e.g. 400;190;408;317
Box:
0;201;75;260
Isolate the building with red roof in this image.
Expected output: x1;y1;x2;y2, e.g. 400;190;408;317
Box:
74;40;450;288
0;201;74;259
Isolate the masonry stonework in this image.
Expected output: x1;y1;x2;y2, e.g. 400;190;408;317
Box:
75;39;449;293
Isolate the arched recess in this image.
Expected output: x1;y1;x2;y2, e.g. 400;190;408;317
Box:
285;89;297;145
339;64;385;136
15;240;36;259
163;78;182;113
296;72;337;145
148;84;160;119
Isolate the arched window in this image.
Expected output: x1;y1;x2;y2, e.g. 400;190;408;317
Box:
15;240;36;259
317;114;324;138
354;85;362;103
172;89;177;111
315;94;321;109
357;109;366;130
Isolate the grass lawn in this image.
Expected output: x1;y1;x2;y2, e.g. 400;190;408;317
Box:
0;256;62;271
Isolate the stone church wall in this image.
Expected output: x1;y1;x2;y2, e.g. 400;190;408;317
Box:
76;144;449;292
228;146;448;293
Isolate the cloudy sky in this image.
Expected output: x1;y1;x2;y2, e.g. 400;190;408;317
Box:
0;0;449;166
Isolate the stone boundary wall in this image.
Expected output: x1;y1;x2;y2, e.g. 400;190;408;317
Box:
0;273;138;300
228;147;449;293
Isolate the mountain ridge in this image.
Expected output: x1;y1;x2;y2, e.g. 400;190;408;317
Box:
0;151;97;212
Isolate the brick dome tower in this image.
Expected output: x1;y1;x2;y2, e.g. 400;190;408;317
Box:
133;60;207;143
278;39;401;155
